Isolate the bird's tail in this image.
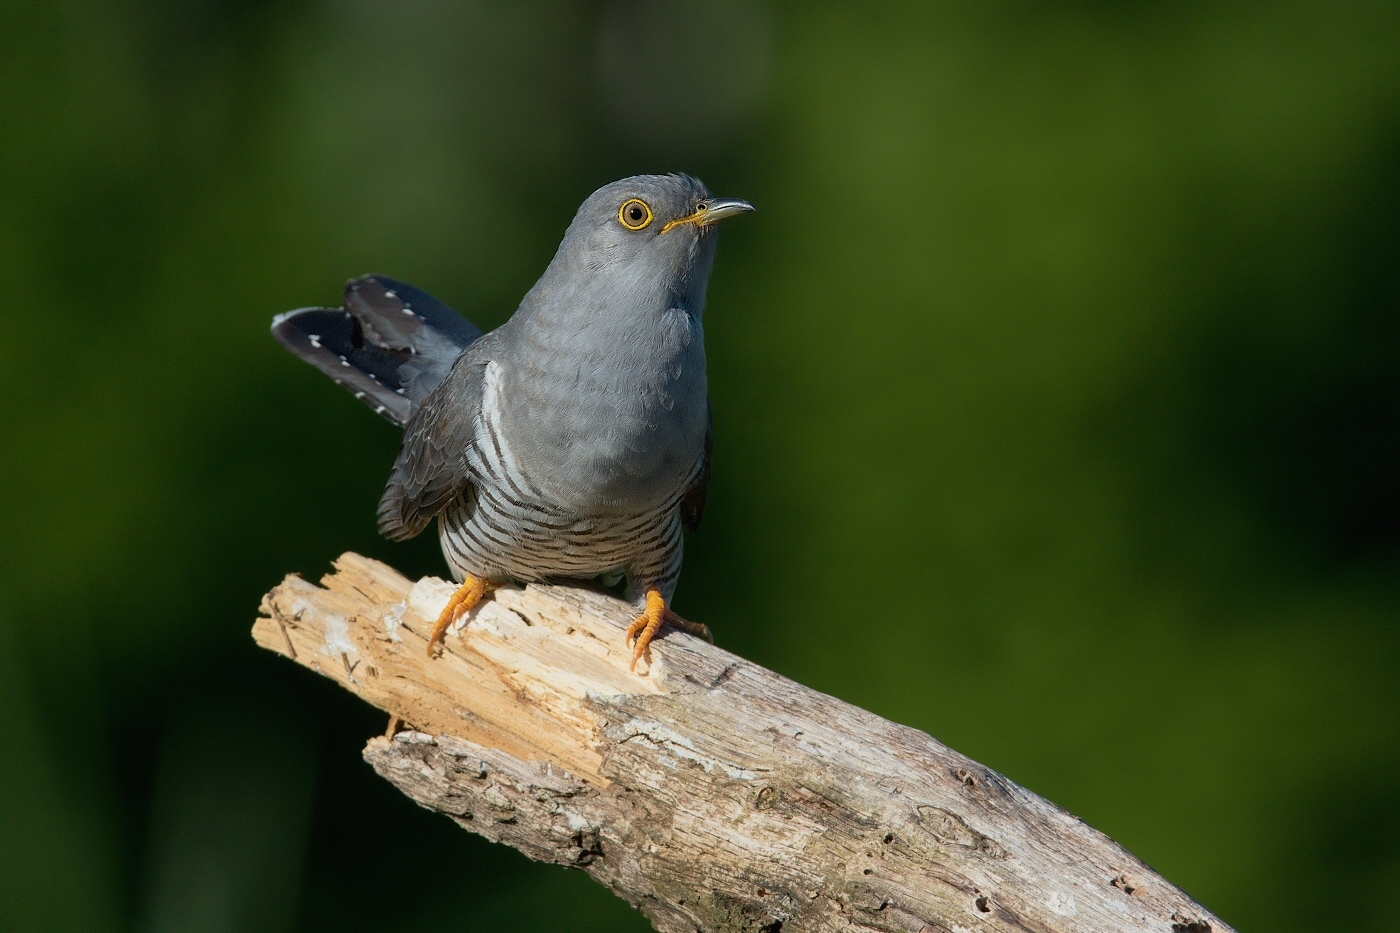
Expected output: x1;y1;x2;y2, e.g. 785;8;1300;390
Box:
271;275;483;427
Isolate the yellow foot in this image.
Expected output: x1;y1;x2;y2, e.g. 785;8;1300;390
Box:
625;589;668;671
428;575;495;657
625;591;711;669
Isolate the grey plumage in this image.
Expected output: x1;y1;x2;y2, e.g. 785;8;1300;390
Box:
274;174;751;629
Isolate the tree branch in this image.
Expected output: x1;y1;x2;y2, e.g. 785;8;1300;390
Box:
252;553;1227;933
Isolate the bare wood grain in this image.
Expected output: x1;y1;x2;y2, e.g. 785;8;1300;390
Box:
253;553;1229;933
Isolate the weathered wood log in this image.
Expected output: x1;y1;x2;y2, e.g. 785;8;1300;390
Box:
252;553;1228;933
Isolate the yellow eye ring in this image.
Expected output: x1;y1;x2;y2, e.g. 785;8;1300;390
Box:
618;198;653;230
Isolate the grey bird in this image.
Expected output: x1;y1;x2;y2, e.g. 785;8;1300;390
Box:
272;174;753;667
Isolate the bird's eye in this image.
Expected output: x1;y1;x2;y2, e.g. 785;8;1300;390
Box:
618;198;653;230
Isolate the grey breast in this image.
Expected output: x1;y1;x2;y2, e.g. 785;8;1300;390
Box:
442;296;708;589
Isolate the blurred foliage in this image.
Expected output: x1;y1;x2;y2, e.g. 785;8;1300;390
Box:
1;1;1398;931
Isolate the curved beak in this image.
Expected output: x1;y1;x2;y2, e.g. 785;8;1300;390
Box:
659;197;755;234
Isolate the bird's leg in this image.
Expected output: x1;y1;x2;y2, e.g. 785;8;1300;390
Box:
427;575;496;657
625;588;668;671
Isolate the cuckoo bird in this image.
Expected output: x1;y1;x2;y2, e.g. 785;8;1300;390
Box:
272;175;752;669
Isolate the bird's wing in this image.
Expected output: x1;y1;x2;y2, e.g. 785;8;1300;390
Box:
376;334;496;542
680;400;713;533
271;275;482;427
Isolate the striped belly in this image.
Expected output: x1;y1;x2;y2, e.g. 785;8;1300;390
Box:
437;483;685;599
436;382;698;600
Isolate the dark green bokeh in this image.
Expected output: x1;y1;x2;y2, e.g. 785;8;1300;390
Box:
2;2;1397;931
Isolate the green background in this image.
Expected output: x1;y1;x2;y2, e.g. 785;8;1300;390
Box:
2;2;1398;931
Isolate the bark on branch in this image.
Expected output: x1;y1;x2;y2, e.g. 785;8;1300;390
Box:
252;553;1227;933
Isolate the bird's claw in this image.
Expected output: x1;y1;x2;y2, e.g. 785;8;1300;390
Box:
427;575;495;657
663;609;713;644
625;592;714;671
625;589;668;671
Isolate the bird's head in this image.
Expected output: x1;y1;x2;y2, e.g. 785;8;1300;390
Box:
546;174;754;318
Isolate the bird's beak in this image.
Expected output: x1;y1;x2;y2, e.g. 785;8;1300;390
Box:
659;197;755;234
